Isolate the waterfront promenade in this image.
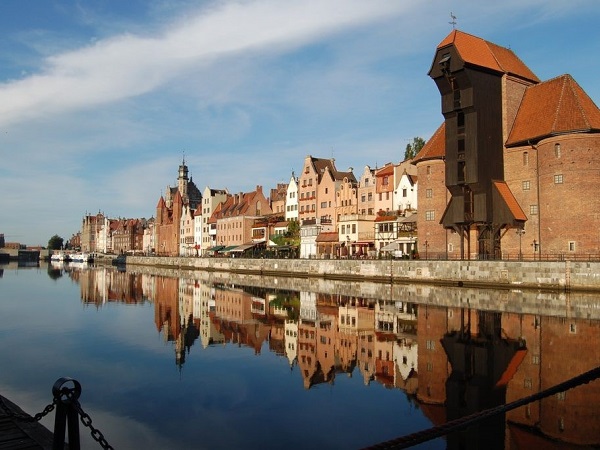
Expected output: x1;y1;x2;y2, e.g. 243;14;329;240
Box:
114;255;600;292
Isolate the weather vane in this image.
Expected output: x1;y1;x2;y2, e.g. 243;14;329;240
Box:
449;12;457;29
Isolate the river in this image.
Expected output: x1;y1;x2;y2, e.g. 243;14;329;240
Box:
0;261;599;449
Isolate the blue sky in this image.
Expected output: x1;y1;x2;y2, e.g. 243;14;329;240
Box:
1;0;599;246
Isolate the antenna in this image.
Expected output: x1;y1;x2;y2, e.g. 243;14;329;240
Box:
449;12;457;29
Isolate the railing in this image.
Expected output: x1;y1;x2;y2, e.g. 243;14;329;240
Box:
0;377;113;449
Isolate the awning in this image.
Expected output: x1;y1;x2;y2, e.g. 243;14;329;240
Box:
380;240;401;252
316;232;339;243
219;245;238;253
230;243;256;252
207;245;225;252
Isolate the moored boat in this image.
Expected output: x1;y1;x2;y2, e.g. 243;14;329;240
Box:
69;252;93;263
50;252;67;262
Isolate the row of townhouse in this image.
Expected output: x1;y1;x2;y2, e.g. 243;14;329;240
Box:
79;212;151;255
148;154;419;258
79;152;421;258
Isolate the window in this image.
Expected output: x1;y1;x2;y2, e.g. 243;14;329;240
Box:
402;188;407;197
530;205;538;215
555;143;561;158
554;174;563;184
352;224;356;234
325;188;328;194
426;165;431;175
426;188;433;198
426;210;435;221
522;180;531;191
570;323;576;333
321;202;327;208
365;178;369;186
341;225;345;234
368;193;373;201
361;194;366;202
448;243;454;252
523;151;529;166
568;241;576;252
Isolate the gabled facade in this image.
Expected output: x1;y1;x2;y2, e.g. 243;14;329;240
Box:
210;186;273;248
179;204;196;256
113;218;145;254
285;174;299;221
374;163;395;214
357;166;376;216
200;186;229;253
270;183;288;217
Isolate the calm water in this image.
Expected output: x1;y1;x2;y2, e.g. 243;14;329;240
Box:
0;262;599;450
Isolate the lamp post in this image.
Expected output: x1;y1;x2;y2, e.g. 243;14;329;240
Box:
425;240;429;260
532;239;538;261
516;229;525;260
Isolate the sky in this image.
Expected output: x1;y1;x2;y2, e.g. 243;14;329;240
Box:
0;0;599;246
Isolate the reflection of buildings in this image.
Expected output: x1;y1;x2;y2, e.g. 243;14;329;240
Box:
69;268;600;447
194;279;224;348
441;310;526;450
76;266;146;306
418;305;600;448
212;285;270;355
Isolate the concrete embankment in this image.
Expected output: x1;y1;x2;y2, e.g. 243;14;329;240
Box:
117;256;600;293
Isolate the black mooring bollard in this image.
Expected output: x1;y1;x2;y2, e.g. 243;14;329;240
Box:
52;377;82;450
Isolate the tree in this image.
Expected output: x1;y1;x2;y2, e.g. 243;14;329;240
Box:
404;137;426;160
286;220;300;240
48;235;64;250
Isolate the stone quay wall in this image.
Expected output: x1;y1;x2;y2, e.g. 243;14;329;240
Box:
119;256;600;292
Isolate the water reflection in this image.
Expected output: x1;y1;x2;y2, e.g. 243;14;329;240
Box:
62;264;600;448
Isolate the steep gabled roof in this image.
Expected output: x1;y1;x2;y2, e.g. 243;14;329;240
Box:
413;122;445;163
436;30;539;83
507;74;600;146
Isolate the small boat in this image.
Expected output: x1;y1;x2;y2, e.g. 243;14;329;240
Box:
69;252;93;263
50;252;67;262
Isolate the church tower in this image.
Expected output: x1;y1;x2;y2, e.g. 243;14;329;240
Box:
178;157;189;201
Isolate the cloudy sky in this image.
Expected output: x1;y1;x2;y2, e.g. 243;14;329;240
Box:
1;0;599;246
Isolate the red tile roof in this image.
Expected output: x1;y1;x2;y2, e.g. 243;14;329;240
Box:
437;30;539;83
507;74;600;146
413;122;445;163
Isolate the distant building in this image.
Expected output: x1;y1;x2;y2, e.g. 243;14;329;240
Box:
155;159;203;256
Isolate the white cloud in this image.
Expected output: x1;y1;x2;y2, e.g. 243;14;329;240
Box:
0;0;407;126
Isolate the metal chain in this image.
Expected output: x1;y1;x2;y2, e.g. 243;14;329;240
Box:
0;395;56;423
71;398;115;450
362;364;600;449
1;386;113;450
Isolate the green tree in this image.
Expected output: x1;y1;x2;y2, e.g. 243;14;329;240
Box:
286;219;300;240
48;235;64;250
404;137;426;160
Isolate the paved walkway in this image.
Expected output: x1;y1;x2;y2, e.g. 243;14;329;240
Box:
0;394;54;449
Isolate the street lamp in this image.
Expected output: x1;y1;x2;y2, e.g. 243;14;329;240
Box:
516;229;525;260
424;240;429;260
